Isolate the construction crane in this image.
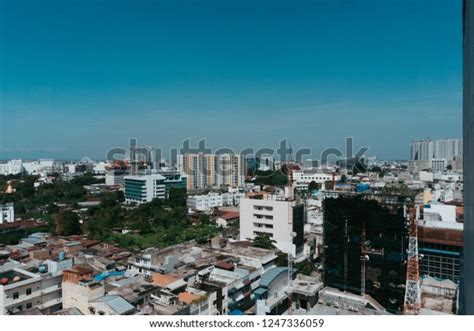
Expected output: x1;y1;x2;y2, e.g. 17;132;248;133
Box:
403;205;421;315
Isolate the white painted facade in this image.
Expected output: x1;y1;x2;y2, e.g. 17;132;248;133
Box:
187;192;243;211
239;195;304;257
292;170;335;191
418;203;462;230
0;203;14;224
0;160;22;176
123;173;166;204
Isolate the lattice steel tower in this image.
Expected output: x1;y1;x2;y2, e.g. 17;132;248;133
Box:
403;205;421;314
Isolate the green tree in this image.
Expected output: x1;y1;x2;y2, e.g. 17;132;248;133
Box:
252;234;275;249
275;251;288;267
295;260;316;276
54;210;82;236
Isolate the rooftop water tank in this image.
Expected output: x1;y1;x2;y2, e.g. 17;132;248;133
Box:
39;265;47;273
1;277;8;285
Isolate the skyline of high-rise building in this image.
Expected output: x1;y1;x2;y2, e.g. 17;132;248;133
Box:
411;138;463;163
177;153;245;190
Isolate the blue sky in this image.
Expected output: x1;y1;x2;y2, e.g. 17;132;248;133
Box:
0;0;462;160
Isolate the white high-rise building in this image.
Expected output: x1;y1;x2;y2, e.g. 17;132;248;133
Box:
411;140;434;162
433;138;463;161
411;139;463;170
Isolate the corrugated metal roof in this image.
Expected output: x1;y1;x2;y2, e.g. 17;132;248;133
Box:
259;267;288;288
91;295;134;315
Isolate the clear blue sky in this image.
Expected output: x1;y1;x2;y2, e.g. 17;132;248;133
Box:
0;0;462;160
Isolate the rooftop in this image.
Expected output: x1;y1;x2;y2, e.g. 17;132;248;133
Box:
91;295;135;315
260;267;288;289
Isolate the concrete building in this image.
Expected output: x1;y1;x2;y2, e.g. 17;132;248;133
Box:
292;274;323;313
177;153;216;190
239;194;305;257
187;193;224;211
124;173;166;204
418;203;464;283
434;139;463;161
292;170;334;191
0;159;22;176
215;153;245;188
255;267;289;315
62;266;105;315
187;192;242;211
105;170;126;186
22;159;59;175
159;171;187;196
89;295;135;315
0;261;66;315
411;140;434;163
178;153;244;190
207;261;261;313
411;139;463;170
0;203;14;224
432;159;447;172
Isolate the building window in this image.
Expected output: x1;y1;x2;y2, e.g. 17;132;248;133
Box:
26;303;32;309
13;292;19;299
26;288;32;295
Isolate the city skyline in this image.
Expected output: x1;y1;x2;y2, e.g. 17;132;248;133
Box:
0;0;463;160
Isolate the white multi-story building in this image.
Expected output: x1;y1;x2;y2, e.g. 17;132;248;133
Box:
123;173;166;204
187;193;223;211
411;139;463;168
411;140;434;162
292;170;335;191
105;170;126;186
0;160;22;176
239;194;305;257
0;259;70;315
433;139;463;161
432;159;446;172
187;192;243;211
92;162;107;174
0;203;14;224
419;202;461;230
22;159;58;175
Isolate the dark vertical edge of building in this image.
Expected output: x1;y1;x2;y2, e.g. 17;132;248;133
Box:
463;0;474;315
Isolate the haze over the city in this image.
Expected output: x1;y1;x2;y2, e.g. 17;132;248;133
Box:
0;0;462;160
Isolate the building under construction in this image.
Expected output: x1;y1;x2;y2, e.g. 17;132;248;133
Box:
323;195;412;314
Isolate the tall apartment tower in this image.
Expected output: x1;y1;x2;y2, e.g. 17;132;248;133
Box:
411;140;434;161
177;153;244;190
215;153;245;188
463;0;474;315
177;153;215;190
